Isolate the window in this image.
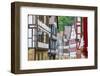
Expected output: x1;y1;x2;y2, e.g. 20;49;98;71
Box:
77;26;81;33
28;15;50;49
50;40;56;50
46;16;49;26
28;15;33;24
28;29;37;48
33;16;36;24
28;15;36;24
38;28;43;42
38;27;49;43
28;15;37;48
51;24;57;35
39;16;44;23
44;16;46;24
28;39;32;47
28;28;33;47
28;29;32;38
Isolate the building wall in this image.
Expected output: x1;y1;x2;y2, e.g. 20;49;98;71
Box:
28;48;49;60
35;49;48;60
28;15;58;60
28;48;35;60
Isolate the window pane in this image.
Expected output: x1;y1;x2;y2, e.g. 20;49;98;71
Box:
38;35;41;42
28;39;32;47
28;29;32;38
33;29;37;35
28;15;33;24
77;27;81;33
38;29;43;42
33;41;37;47
33;16;36;24
33;36;37;41
38;28;42;35
39;16;44;23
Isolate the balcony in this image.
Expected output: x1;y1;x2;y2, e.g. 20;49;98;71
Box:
38;42;49;49
38;20;51;33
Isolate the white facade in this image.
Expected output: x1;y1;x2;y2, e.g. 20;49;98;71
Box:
68;24;77;58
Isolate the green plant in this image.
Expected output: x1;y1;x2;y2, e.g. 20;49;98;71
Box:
58;16;75;32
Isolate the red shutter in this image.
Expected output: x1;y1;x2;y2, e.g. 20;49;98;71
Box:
83;17;88;58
